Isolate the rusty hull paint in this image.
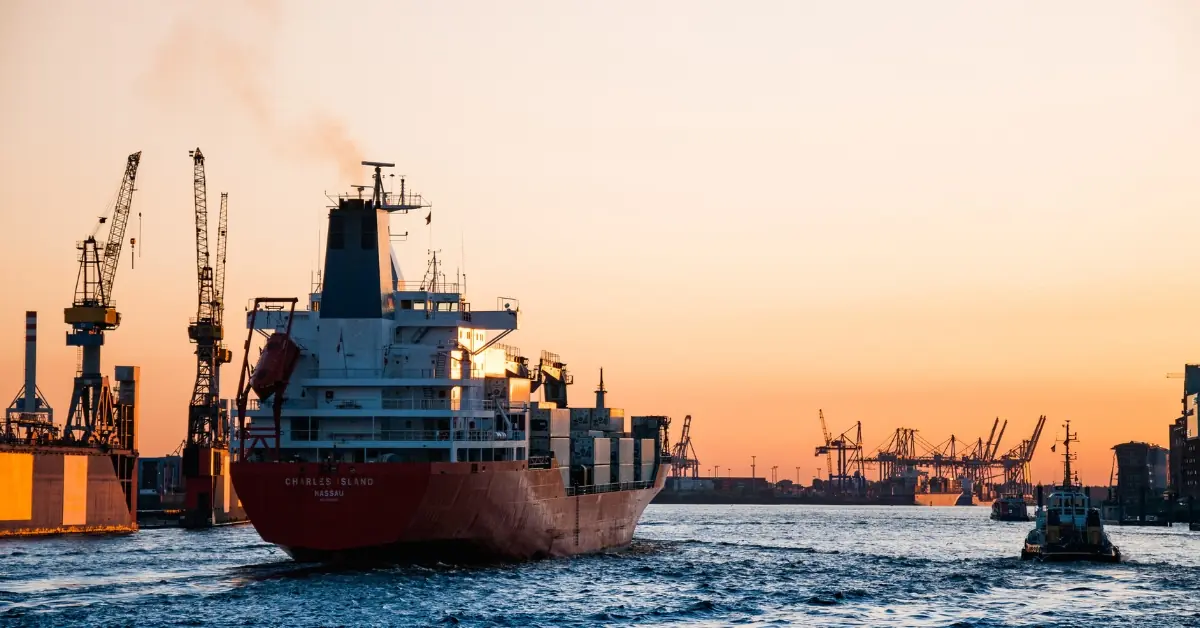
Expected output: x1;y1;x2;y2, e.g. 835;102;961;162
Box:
231;460;664;561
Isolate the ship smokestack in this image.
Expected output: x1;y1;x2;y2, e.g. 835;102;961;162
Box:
595;368;606;409
1036;484;1044;509
23;311;36;413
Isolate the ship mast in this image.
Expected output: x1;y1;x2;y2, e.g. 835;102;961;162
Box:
1061;419;1078;488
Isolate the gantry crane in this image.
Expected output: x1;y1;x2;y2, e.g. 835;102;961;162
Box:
999;414;1046;497
815;410;865;494
817;409;833;480
63;151;141;445
183;148;233;528
670;415;700;477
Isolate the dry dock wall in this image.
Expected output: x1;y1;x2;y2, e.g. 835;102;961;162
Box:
0;450;135;536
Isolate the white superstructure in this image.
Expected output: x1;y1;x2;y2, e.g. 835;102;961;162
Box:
242;163;530;465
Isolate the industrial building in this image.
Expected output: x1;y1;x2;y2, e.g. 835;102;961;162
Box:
1112;442;1168;522
1168;365;1200;502
137;456;183;512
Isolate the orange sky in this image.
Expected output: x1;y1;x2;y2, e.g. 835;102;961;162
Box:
2;1;1199;484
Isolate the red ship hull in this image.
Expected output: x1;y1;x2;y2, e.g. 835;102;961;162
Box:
231;460;664;562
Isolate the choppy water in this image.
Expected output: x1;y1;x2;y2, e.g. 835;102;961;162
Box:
3;505;1199;627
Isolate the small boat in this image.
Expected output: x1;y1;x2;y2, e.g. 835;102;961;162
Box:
1021;420;1120;563
991;494;1031;522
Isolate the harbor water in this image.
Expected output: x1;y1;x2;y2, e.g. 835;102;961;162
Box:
3;504;1199;627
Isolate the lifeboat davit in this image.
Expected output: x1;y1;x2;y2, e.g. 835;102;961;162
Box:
250;333;300;398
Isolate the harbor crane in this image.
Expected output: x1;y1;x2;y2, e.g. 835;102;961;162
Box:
63;151;141;446
817;409;834;480
183;148;233;528
670;415;700;478
999;414;1046;496
815;410;865;494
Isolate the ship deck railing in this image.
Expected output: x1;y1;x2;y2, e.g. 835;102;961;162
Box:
567;480;654;496
393;280;462;294
303;368;487;380
245;398;529;412
313;429;527;443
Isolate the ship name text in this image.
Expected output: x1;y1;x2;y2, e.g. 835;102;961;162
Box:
284;477;375;487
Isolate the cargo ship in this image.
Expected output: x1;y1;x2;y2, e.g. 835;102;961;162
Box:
230;162;671;562
2;312;140;537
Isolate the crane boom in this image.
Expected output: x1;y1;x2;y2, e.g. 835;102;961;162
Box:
990;420;1008;461
98;152;141;306
983;418;999;462
1024;415;1046;461
191;148;214;323
214;192;228;328
818;409;833;479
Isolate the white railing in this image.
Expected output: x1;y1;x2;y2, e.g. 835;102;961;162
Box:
300;429;526;443
381;399;462;411
244;398;528;413
311;368;486;379
245;398;320;411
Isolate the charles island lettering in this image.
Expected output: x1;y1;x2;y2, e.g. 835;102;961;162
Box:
285;477;374;487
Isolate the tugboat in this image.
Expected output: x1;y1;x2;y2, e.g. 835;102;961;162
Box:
991;493;1031;522
1021;420;1120;562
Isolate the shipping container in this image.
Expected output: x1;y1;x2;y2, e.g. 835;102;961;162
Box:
633;438;655;464
569;408;592;430
618;438;635;465
571;436;611;465
529;408;552;434
551;437;570;469
530;435;551;453
592;464;612;486
550;409;570;436
630;415;666;439
592;417;624;432
638;462;655;482
618;463;635;484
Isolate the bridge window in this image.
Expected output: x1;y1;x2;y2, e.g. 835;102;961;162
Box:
291;417;319;441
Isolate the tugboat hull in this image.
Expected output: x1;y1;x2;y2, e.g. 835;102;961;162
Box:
1021;543;1121;563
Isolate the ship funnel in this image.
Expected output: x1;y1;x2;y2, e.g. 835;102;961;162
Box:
7;310;53;437
23;311;36;413
1036;484;1044;509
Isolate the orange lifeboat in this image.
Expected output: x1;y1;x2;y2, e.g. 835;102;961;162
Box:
250;333;300;398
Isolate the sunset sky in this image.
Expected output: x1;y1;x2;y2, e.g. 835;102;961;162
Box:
2;1;1199;485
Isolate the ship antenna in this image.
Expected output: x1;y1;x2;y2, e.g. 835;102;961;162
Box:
372;164;385;205
595;368;606;409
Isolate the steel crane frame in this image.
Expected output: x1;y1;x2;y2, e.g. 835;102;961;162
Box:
63;151;141;445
